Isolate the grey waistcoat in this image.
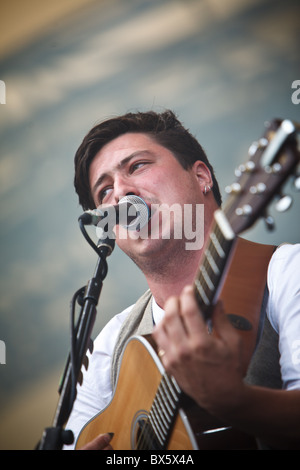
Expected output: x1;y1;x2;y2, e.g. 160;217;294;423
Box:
110;289;282;391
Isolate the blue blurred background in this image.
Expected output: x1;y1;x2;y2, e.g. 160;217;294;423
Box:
0;0;299;449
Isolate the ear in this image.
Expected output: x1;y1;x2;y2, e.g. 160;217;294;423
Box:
192;161;213;192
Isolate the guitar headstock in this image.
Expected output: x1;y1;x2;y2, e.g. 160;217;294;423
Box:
223;118;300;235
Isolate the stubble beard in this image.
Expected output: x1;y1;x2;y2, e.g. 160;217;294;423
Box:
118;208;201;281
124;236;193;281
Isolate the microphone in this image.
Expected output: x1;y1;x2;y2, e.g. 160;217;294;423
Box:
79;195;150;231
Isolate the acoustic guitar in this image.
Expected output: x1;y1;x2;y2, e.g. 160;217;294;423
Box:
75;118;300;450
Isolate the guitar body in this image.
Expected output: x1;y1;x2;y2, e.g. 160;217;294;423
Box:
76;335;197;450
76;335;256;450
76;239;275;450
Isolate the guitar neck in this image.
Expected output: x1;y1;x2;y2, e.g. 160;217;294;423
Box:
194;209;236;322
139;373;182;449
143;211;237;449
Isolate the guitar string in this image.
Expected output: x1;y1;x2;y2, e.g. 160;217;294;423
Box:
195;220;223;313
201;221;230;301
151;375;181;448
136;378;170;449
136;374;181;449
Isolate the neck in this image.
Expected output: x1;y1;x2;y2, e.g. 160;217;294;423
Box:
144;243;204;309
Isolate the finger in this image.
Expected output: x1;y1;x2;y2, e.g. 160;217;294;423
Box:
179;285;208;337
80;432;114;450
152;314;169;358
153;295;188;369
160;295;187;344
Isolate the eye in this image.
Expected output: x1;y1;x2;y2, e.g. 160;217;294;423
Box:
129;161;149;173
97;186;113;204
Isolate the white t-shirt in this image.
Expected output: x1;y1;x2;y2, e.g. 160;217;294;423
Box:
64;243;300;449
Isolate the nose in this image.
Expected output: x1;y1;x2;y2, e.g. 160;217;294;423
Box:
113;174;140;203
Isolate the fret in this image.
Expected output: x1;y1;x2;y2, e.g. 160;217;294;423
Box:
144;373;181;450
193;211;236;323
155;390;171;426
195;279;210;305
165;375;181;402
171;376;181;394
200;265;214;291
214;209;235;241
151;405;168;440
210;232;226;258
160;378;177;415
205;248;220;275
148;414;164;446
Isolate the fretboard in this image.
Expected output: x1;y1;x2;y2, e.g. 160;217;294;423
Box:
136;373;182;449
193;210;236;322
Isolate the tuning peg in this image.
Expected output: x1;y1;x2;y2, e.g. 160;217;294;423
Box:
264;162;282;174
234;161;256;177
235;204;253;216
248;138;268;156
225;182;241;194
263;213;275;231
275;194;293;212
250;182;267;194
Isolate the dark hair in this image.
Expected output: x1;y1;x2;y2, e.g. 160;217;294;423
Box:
74;110;222;209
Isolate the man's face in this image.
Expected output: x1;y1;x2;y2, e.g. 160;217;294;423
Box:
89;132;211;266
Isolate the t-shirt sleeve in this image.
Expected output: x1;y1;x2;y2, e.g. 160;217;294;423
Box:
267;243;300;391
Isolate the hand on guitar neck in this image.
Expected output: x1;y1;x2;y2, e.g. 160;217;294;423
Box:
152;286;246;418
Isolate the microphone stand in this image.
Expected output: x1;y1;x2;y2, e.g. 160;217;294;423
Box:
37;227;115;450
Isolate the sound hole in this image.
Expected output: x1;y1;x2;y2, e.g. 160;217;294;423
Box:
131;410;162;450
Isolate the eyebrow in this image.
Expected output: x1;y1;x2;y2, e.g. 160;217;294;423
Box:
91;150;153;197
